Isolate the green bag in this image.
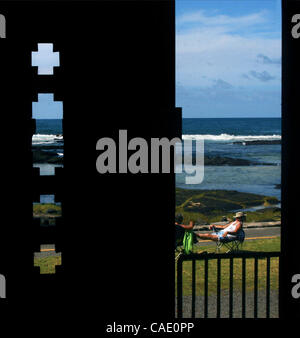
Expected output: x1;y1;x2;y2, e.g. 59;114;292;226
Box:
183;230;194;254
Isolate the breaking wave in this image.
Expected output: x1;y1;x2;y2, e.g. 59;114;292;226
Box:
32;134;63;145
182;134;281;142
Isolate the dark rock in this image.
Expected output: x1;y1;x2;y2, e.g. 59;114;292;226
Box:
203;155;275;166
32;144;64;150
233;140;281;146
33;149;63;164
47;208;59;214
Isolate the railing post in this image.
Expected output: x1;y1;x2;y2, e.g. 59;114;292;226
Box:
204;257;208;318
242;257;246;318
176;251;279;319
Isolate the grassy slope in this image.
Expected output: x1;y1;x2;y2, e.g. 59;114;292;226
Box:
176;188;280;223
33;203;62;217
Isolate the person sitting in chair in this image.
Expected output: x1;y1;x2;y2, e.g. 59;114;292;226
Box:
175;214;195;253
195;212;246;242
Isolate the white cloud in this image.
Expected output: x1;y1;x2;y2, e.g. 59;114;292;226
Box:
176;10;281;88
177;10;266;28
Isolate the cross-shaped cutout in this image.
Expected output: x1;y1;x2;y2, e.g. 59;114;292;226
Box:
32;43;60;75
32;94;63;119
34;244;62;274
33;194;62;226
33;194;61;212
33;163;64;177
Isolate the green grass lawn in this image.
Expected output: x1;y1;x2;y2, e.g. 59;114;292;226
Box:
34;236;280;285
194;236;280;253
175;237;280;296
34;255;62;274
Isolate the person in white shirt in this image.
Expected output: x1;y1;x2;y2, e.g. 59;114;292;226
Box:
195;212;246;242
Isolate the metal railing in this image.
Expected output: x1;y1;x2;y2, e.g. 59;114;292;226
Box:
176;251;280;318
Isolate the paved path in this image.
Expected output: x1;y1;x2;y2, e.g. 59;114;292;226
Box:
241;226;280;238
34;244;61;258
175;290;279;318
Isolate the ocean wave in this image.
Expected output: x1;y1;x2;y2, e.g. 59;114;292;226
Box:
32;134;63;144
32;133;281;144
182;134;281;141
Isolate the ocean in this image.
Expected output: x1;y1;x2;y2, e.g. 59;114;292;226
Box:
33;118;281;200
33;119;64;177
33;119;63;145
177;118;281;200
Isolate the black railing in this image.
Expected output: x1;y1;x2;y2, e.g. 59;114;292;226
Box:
176;251;280;318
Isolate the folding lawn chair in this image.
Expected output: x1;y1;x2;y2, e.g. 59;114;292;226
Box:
215;229;245;253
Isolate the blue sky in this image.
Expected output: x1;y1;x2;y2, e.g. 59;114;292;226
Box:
32;94;63;119
32;1;281;119
176;0;281;117
32;44;62;119
32;43;59;75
